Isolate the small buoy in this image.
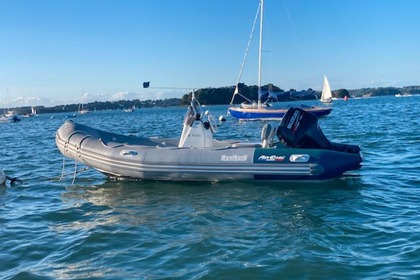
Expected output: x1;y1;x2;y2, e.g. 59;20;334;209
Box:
0;170;22;186
219;115;226;122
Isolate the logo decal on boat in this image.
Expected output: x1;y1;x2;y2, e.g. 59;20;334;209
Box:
221;155;248;161
287;110;302;134
258;155;285;162
289;154;310;162
287;110;300;129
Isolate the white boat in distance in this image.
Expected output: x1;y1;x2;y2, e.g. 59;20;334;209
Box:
78;103;89;114
320;76;333;103
0;113;20;123
22;107;38;117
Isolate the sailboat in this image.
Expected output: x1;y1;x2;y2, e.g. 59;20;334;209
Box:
0;110;20;123
22;106;38;117
1;88;21;123
228;0;332;120
123;105;136;112
78;88;89;114
320;76;333;103
78;103;89;114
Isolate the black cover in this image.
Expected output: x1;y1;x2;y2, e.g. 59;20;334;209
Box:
277;108;361;154
277;108;332;149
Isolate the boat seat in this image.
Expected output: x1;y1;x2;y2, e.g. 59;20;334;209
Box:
261;123;277;148
100;138;125;148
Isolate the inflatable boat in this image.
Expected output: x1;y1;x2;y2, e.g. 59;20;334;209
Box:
56;95;362;182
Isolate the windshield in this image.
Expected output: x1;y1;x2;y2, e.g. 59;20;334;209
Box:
183;97;203;126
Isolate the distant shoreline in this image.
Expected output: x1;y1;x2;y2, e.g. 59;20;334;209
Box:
2;84;420;115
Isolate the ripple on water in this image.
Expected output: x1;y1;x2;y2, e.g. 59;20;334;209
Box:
1;97;420;279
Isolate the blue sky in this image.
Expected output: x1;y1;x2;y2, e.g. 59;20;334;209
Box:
1;0;420;107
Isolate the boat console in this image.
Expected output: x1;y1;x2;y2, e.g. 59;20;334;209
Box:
178;93;216;148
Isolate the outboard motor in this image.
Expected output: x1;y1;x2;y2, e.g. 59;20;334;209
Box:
277;108;361;154
277;108;333;150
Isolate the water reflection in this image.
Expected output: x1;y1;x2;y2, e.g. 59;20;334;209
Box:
57;176;364;249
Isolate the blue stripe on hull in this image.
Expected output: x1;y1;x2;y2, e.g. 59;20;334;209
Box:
228;107;332;120
229;110;285;119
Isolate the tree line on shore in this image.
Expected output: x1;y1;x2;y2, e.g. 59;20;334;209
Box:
4;84;420;115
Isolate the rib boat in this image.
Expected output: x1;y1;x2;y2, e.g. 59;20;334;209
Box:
56;94;362;182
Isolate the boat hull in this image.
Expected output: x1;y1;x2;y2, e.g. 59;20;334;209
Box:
56;120;361;182
228;106;332;120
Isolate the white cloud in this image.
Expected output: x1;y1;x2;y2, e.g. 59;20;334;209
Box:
0;96;59;107
109;91;140;101
0;89;186;108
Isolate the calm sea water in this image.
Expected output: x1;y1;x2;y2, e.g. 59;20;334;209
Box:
1;96;419;279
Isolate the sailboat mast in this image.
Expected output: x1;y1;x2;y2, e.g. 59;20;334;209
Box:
257;0;264;108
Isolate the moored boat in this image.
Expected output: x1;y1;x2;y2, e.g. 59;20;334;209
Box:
22;106;38;117
0;113;20;123
229;105;332;121
56;94;361;182
0;115;10;123
228;0;332;120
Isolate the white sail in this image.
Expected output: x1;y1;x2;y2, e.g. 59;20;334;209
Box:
320;75;332;103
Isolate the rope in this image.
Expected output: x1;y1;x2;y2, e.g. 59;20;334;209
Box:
71;158;78;185
230;1;261;105
52;165;90;182
59;155;66;181
57;139;91;184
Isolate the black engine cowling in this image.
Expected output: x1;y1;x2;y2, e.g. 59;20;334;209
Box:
277;108;360;154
